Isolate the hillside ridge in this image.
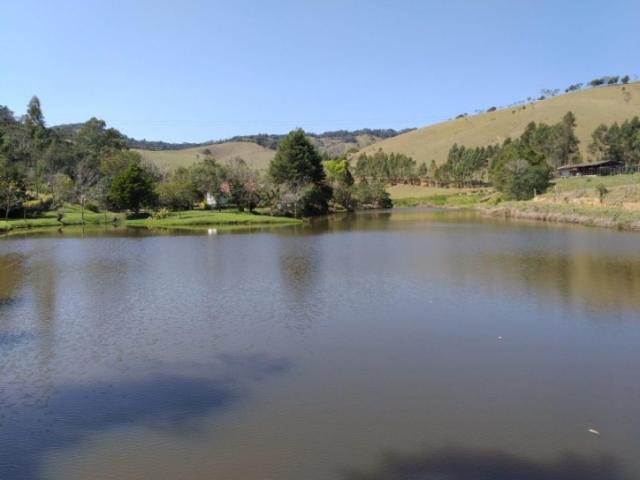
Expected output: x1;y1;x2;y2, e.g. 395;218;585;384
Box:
352;82;640;167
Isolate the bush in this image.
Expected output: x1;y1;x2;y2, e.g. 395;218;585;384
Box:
490;143;552;200
153;208;170;219
84;202;100;213
22;196;53;217
355;180;392;209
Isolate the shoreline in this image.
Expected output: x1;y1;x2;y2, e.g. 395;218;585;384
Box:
0;209;301;236
483;202;640;232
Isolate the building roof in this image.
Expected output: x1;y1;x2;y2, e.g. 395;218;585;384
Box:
556;159;621;171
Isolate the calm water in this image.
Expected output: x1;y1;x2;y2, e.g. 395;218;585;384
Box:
1;209;639;480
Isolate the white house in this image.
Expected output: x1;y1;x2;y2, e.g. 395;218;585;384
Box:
205;192;227;208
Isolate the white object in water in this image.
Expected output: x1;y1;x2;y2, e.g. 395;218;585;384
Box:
588;428;601;435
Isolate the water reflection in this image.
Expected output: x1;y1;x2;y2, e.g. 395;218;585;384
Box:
344;446;624;480
0;354;290;480
449;252;640;316
0;253;25;310
1;210;639;479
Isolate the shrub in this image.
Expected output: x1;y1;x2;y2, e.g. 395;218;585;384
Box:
153;208;170;219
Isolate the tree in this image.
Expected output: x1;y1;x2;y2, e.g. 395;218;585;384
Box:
0;157;26;219
0;106;17;127
355;179;392;209
269;129;331;216
427;160;438;180
519;112;580;167
324;158;357;211
269;129;326;185
109;163;156;212
621;75;630;84
25;96;45;131
489;142;552;200
224;157;261;212
596;184;609;204
155;167;197;211
51;173;74;207
190;156;223;201
417;162;428;179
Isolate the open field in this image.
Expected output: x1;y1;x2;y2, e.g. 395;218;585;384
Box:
136;133;395;171
486;173;640;231
353;82;640;166
538;173;640;207
135;141;275;171
124;210;301;228
388;184;492;208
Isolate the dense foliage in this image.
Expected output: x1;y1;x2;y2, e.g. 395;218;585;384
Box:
434;144;500;186
0;98;397;220
432;112;581;188
354;150;417;184
268;129;332;216
489;141;552;200
589;116;640;168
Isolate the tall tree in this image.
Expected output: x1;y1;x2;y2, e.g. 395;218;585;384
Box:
109;163;156;213
269;129;331;216
269;129;326;185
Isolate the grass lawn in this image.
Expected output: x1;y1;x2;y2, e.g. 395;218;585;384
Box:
388;184;492;208
0;205;123;231
124;210;301;228
0;206;300;234
550;172;640;192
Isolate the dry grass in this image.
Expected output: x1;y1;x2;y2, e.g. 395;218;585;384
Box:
353;82;640;166
135;141;275;171
137;134;391;171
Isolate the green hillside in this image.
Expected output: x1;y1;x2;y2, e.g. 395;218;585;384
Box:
352;82;640;166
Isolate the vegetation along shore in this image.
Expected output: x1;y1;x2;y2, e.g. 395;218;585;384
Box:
2;76;640;235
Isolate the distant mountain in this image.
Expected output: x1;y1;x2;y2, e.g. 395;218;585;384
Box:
129;128;413;152
51;124;413;170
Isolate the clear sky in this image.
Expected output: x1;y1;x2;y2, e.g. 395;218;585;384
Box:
1;0;638;142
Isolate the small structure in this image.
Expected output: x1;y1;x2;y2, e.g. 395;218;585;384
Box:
205;192;227;208
556;160;622;177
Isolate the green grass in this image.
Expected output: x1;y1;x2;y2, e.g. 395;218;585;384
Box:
394;193;487;208
0;205;122;231
388;184;493;208
123;210;301;228
549;172;640;192
0;206;300;234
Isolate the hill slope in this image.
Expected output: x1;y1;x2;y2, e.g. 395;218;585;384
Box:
136;129;412;171
135;141;275;171
353;82;640;166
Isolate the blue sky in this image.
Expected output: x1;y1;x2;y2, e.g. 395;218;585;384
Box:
1;0;638;142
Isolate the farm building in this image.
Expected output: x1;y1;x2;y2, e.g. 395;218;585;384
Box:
556;160;622;177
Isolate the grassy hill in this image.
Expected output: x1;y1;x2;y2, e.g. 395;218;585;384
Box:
135;141;275;171
137;130;409;171
352;82;640;166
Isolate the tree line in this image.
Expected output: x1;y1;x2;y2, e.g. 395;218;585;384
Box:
0;96;393;220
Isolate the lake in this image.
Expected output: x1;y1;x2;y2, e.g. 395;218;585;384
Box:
1;208;639;480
